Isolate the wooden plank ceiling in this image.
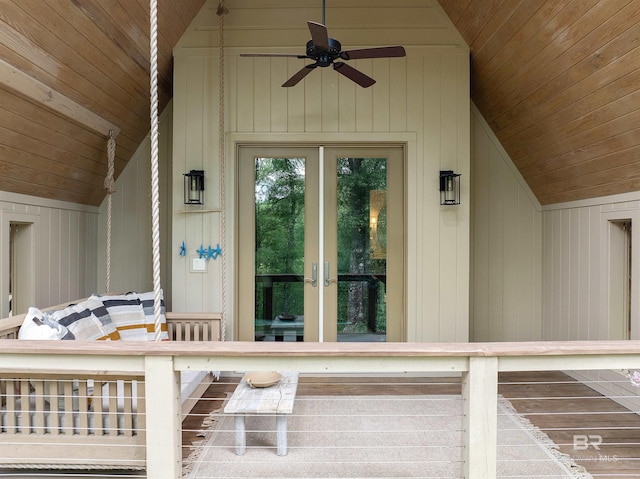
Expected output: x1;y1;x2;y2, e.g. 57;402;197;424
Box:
0;0;638;207
438;0;640;205
0;0;205;206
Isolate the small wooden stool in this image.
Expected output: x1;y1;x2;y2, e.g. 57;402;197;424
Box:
224;371;299;456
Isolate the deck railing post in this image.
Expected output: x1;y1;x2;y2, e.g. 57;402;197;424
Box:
462;356;498;479
144;355;181;478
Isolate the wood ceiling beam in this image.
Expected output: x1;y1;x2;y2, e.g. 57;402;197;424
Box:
0;57;120;138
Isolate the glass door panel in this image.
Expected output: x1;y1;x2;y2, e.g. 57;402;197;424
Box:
323;147;404;342
336;157;388;341
254;157;305;341
237;147;318;341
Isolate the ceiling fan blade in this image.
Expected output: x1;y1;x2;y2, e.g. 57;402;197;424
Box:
333;62;375;88
282;65;317;87
240;53;307;58
307;21;330;50
340;46;406;60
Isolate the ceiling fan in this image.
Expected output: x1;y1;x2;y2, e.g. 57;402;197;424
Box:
240;2;406;88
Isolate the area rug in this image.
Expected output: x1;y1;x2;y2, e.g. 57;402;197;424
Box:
183;395;592;478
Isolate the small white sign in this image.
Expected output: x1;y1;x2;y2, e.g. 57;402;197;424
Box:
191;256;207;272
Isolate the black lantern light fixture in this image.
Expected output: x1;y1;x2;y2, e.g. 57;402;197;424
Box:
184;170;205;205
439;170;461;205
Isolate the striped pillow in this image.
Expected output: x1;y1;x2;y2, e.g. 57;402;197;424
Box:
49;302;118;341
91;293;148;341
76;297;121;340
137;290;169;341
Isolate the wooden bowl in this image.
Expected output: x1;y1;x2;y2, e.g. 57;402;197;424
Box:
244;371;282;388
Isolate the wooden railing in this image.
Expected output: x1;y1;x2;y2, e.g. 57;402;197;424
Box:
2;339;640;478
255;273;386;332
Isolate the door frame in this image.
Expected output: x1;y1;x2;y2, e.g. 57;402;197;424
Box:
607;220;631;340
601;210;640;340
233;139;409;342
1;212;36;317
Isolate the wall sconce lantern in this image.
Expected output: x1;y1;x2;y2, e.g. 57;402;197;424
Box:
439;170;461;205
184;170;205;205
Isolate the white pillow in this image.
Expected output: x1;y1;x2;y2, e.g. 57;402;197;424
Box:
18;307;72;340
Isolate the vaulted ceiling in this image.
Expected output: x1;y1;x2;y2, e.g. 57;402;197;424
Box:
0;0;637;206
438;0;640;205
0;0;205;206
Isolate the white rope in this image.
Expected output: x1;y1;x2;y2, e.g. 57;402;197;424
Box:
104;131;116;293
149;0;163;341
218;0;227;341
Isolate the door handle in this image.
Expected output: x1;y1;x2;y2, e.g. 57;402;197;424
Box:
304;262;318;287
324;261;336;287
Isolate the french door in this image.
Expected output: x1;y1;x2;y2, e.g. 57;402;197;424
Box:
237;146;404;342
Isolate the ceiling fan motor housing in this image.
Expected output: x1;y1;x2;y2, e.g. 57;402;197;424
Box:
306;38;342;67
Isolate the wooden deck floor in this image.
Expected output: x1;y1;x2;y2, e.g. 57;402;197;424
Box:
183;371;640;478
499;371;640;479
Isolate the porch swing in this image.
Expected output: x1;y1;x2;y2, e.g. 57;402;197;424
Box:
101;0;228;345
0;0;223;470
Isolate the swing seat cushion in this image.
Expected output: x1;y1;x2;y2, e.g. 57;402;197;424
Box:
17;291;168;342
